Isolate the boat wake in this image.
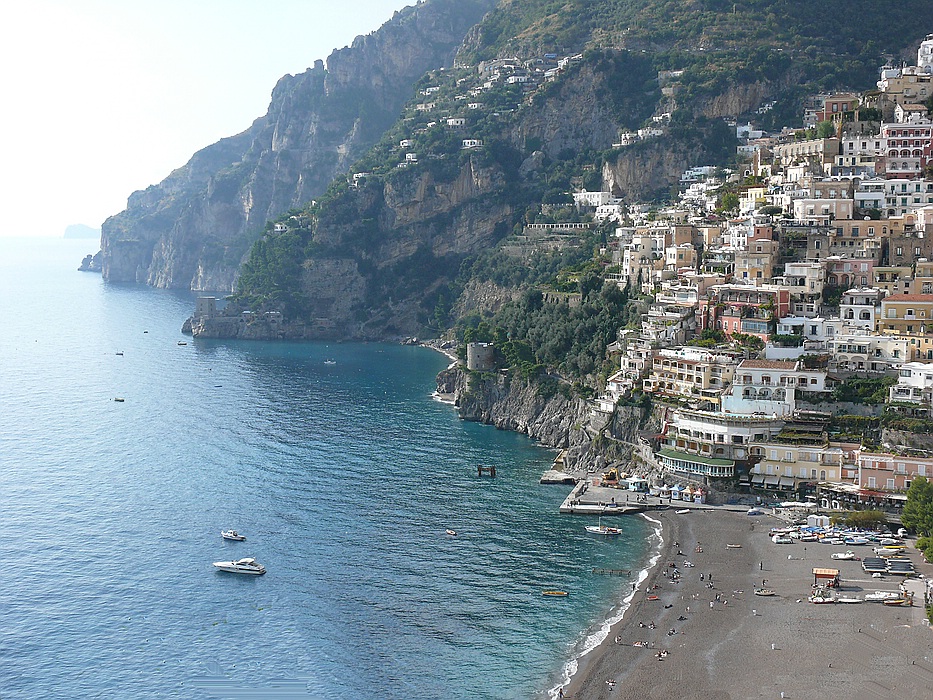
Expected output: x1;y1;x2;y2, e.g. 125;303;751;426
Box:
549;513;664;699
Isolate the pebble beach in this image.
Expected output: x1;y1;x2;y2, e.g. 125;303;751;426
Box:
563;509;933;699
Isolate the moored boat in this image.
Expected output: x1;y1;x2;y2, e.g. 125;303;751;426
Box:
213;557;265;574
585;518;621;537
221;529;245;541
542;590;568;597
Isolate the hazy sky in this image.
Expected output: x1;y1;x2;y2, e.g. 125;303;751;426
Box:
0;0;415;238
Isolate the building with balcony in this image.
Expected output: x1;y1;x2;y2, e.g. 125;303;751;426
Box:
699;284;790;341
642;347;736;403
827;333;908;373
888;361;933;404
839;288;883;331
857;451;933;492
658;409;785;480
879;293;933;334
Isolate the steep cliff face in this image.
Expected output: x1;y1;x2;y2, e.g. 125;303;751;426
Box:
438;367;594;449
437;366;658;473
299;157;515;339
100;0;496;291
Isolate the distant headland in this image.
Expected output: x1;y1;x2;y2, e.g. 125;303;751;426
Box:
63;224;101;240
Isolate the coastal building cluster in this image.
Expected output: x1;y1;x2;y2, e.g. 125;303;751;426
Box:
587;36;933;512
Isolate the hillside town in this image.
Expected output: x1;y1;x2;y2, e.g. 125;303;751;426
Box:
569;36;933;513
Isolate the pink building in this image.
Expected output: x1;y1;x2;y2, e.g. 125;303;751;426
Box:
857;451;933;491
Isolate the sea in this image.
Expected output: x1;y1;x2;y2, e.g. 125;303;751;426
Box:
0;237;656;700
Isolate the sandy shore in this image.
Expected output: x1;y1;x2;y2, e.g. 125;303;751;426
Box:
563;509;933;700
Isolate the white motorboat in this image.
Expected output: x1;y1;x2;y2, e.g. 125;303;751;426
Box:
213;557;266;575
836;596;863;604
221;529;245;541
831;550;856;560
676;509;690;514
585;518;621;537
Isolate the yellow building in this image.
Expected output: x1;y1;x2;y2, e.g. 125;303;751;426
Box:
879;294;933;334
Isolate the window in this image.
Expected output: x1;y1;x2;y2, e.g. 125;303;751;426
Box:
896;247;904;256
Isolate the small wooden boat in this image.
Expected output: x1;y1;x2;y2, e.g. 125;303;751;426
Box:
754;588;776;596
883;598;910;606
726;544;742;549
646;595;660;601
542;590;568;597
221;529;245;541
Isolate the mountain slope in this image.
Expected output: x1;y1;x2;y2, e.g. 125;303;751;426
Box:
99;0;496;290
222;2;933;340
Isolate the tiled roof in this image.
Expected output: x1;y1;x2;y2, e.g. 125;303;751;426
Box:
882;294;933;303
737;359;797;370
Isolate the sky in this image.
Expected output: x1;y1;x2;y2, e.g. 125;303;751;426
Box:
0;0;415;238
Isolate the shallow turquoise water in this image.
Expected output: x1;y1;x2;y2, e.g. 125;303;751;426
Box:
0;238;651;699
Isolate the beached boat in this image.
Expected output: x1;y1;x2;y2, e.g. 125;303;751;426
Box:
808;594;835;604
883;598;910;606
836;596;863;604
542;590;568;597
746;508;764;515
843;536;870;546
864;591;901;602
831;550;856;560
221;529;245;541
726;543;742;549
213;557;265;575
754;588;776;596
585;518;621;537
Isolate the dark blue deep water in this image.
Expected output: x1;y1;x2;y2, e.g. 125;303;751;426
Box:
0;238;653;699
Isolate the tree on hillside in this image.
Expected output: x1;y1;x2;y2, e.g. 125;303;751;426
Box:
902;476;933;537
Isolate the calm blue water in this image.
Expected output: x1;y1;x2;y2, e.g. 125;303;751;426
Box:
0;238;652;700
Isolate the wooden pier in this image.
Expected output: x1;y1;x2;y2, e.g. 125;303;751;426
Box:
477;464;497;477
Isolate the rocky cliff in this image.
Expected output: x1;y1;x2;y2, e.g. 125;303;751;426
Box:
100;0;496;291
437;366;655;473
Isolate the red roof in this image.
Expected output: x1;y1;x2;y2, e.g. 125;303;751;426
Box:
883;294;933;303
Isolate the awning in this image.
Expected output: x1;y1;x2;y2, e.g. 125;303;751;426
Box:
752;474;766;485
779;477;796;489
764;475;780;486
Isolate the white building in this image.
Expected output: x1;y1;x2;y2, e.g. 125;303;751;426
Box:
793;197;855;224
890;361;933;404
829;333;908;373
839;287;883;332
573;191;612;208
